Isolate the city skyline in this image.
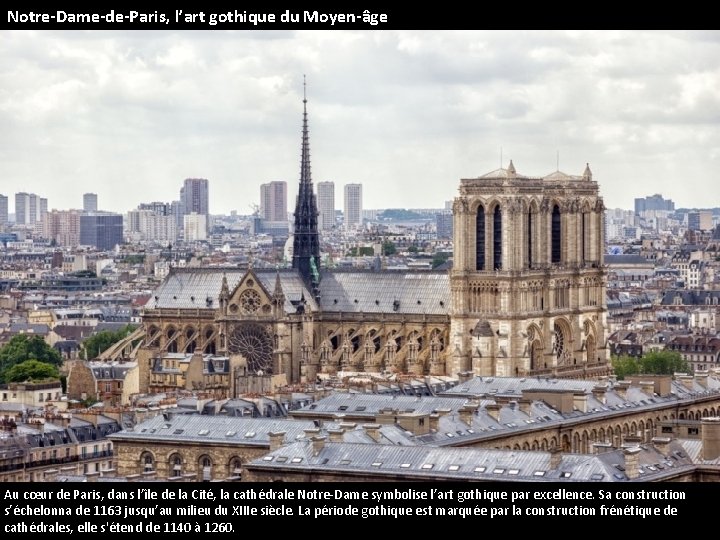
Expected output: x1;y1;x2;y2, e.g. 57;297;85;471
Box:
2;31;719;214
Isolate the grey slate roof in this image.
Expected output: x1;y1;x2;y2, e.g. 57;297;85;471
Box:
247;441;665;482
150;267;451;316
317;271;449;315
295;393;468;418
109;414;327;447
150;268;318;313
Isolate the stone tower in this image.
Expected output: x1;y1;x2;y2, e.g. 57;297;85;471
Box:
449;161;610;378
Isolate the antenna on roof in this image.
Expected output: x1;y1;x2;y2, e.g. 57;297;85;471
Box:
556;150;560;171
500;147;503;169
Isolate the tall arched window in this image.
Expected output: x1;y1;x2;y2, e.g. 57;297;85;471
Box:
551;205;561;263
199;455;213;481
170;454;182;477
140;451;154;473
476;206;485;270
493;205;502;270
527;210;533;268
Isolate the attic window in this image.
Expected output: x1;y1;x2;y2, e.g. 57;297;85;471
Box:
291;457;303;463
590;473;605;481
533;471;546;477
198;429;209;436
474;466;486;473
226;431;236;437
493;468;505;475
400;463;411;468
339;459;351;465
371;462;382;467
173;429;184;435
275;456;288;463
244;432;256;438
559;471;572;478
262;456;274;461
448;465;460;472
420;463;434;470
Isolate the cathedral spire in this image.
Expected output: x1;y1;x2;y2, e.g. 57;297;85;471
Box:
292;76;321;299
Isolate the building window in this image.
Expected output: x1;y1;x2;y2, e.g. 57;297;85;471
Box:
228;457;242;478
476;206;485;270
493;205;502;270
551;205;561;263
170;454;182;477
527;210;533;267
199;456;213;481
141;452;154;472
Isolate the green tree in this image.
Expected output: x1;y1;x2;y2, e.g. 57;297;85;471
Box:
612;350;691;380
611;355;639;380
639;350;691;375
432;252;450;269
382;240;397;256
3;360;60;382
0;334;62;378
80;324;137;360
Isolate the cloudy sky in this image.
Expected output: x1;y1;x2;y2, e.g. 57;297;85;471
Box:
1;30;719;215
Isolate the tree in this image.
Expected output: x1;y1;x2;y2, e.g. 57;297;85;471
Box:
432;252;450;269
3;360;60;383
0;334;62;379
382;240;397;256
611;355;639;380
81;324;137;360
612;350;691;380
639;350;691;375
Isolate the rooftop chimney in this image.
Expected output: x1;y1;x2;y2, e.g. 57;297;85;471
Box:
701;417;720;461
623;446;641;479
573;392;588;413
458;404;477;427
614;381;631;400
268;431;286;452
327;429;344;443
591;385;607;405
549;447;563;470
695;372;709;389
651;436;672;457
518;399;532;416
677;374;695;391
429;413;440;432
638;381;655;395
311;436;326;457
362;423;382;442
485;403;501;422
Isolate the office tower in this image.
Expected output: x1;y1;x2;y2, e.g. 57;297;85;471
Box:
436;212;453;240
688;211;712;231
0;195;7;225
83;193;98;213
80;213;124;251
184;212;208;242
317;181;335;230
260;181;288;222
343;183;363;230
634;194;674;215
181;178;209;217
44;210;82;247
15;192;43;225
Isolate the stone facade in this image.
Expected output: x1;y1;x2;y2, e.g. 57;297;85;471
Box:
449;162;610;378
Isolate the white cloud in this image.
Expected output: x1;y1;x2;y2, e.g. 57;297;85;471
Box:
0;29;718;214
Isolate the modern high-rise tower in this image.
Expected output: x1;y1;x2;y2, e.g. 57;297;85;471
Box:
0;195;7;226
180;177;209;224
291;80;321;296
317;181;335;230
260;181;288;222
343;183;362;230
83;193;98;213
14;192;44;225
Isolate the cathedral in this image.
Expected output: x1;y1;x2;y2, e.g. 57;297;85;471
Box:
134;94;611;392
